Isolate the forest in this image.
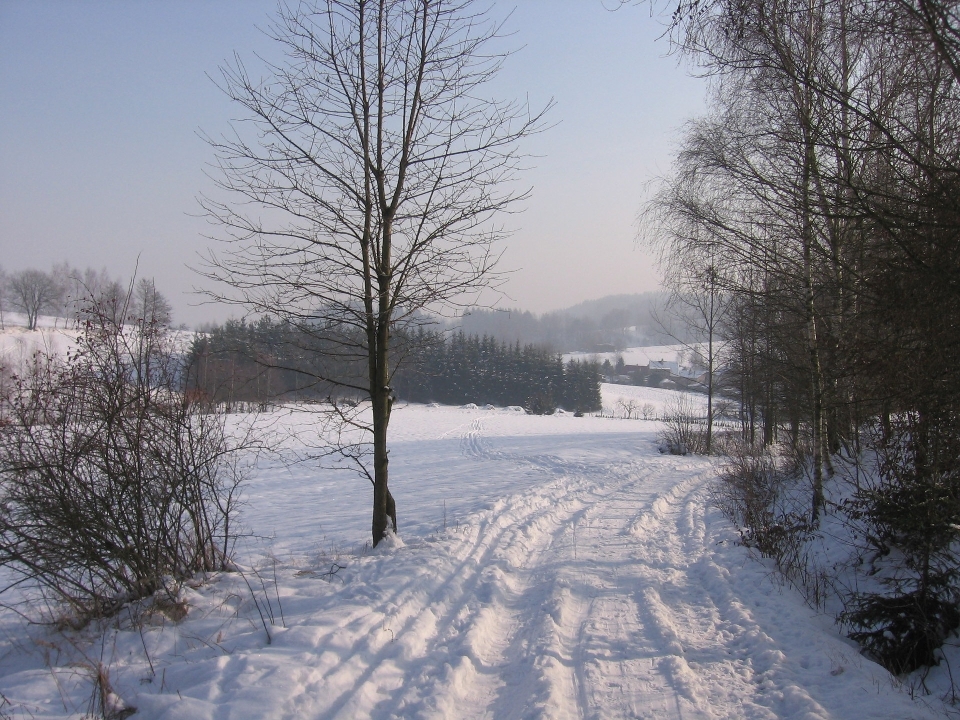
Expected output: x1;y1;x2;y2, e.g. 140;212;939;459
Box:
188;319;602;414
648;0;960;674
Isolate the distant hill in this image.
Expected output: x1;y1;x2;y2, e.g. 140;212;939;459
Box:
454;292;693;352
560;293;661;320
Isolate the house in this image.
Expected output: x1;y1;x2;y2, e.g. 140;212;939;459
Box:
601;356;712;394
649;359;679;375
645;367;672;386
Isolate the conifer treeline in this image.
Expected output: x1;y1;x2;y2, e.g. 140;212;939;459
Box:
188;319;602;413
394;330;601;412
188;317;317;405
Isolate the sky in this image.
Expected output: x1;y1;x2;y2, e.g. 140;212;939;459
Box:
0;1;707;327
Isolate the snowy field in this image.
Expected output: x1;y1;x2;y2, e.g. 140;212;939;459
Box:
0;314;80;364
0;314;195;366
563;345;684;368
598;383;706;420
0;389;952;717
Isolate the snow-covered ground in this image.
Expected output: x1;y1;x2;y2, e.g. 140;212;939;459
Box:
563;345;684;368
0;389;951;717
0;314;81;364
598;383;705;420
0;315;198;376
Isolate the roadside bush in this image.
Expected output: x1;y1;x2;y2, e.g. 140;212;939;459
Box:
0;296;248;620
714;442;806;554
712;440;829;604
658;393;707;454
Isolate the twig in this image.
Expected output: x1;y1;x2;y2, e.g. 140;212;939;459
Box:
272;558;286;628
237;568;272;645
130;605;155;676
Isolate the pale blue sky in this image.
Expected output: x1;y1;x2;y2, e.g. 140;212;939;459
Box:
0;1;706;326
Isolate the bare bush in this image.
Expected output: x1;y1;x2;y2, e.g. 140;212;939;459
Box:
713;440;828;606
715;442;800;550
0;295;249;620
617;398;638;419
658;393;708;454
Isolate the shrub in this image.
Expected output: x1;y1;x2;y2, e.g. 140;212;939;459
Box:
844;588;960;674
658;393;707;454
714;442;804;554
841;412;960;673
711;440;831;604
0;296;248;620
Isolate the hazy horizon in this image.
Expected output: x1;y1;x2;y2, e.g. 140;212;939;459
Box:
0;1;706;327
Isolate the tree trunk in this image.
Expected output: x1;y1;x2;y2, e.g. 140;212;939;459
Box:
370;282;396;545
371;384;391;546
804;176;826;526
801;104;826;526
706;272;715;454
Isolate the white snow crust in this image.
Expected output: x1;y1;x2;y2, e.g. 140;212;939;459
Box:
563;345;683;368
0;391;949;718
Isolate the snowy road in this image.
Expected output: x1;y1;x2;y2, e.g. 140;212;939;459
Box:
0;400;945;718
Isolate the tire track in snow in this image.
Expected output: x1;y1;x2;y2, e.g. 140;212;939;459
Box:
426;438;715;719
263;423;933;719
32;410;948;720
619;466;783;719
459;418;489;459
432;448;811;720
388;469;615;717
617;465;862;719
308;423;625;718
538;462;719;720
332;423;664;718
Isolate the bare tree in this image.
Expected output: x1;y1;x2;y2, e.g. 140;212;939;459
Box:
83;268;125;324
665;262;730;453
201;0;549;546
0;266;7;331
133;278;173;326
49;262;74;328
8;269;59;331
40;264;129;327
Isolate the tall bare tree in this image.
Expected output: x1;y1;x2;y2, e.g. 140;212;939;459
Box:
670;263;729;453
133;278;173;327
8;269;59;331
201;0;548;546
0;267;7;331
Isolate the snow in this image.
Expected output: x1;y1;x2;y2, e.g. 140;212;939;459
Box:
0;387;951;717
563;344;684;368
598;383;705;420
0;318;80;363
0;313;196;366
